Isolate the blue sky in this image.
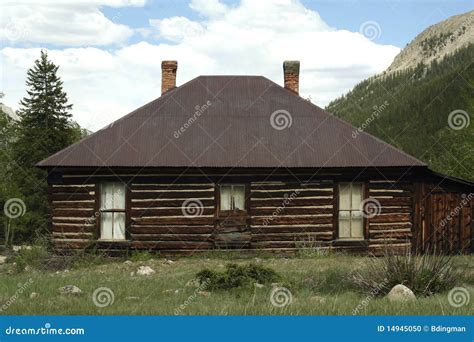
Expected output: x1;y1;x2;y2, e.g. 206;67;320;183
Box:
2;0;472;131
100;0;474;47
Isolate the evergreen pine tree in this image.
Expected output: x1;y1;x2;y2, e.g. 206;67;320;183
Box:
0;103;20;248
12;50;81;240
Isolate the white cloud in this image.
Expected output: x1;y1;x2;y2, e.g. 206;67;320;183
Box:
1;0;145;46
149;17;205;42
189;0;228;18
1;0;400;131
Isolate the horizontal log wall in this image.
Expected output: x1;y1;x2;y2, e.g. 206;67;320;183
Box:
250;181;334;251
50;171;430;254
367;180;413;255
130;183;215;251
50;183;96;249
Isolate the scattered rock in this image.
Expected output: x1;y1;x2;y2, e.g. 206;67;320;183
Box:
163;289;181;294
12;245;31;252
63;269;70;273
185;278;201;288
386;284;416;302
309;295;326;304
58;285;82;296
125;296;140;300
163;259;174;265
254;283;265;289
136;266;155;276
123;260;133;265
24;266;32;272
197;291;211;297
30;292;40;299
0;256;7;265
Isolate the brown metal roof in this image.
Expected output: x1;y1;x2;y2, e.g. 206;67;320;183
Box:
37;76;426;168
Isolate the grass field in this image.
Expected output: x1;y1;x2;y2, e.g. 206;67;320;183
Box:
0;252;472;315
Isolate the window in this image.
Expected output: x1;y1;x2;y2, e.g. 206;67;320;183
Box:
100;182;126;240
338;183;364;239
220;184;246;211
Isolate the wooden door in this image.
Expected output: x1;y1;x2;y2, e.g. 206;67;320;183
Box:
421;191;472;254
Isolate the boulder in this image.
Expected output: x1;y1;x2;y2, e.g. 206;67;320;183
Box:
137;266;155;276
58;285;82;296
386;284;416;302
163;259;174;265
123;260;133;265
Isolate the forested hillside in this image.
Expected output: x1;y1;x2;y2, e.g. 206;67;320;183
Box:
326;44;474;182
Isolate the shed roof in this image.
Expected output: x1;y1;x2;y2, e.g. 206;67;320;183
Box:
38;76;426;168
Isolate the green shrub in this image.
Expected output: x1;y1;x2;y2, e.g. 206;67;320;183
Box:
72;249;107;269
14;243;50;272
294;267;359;294
352;248;456;297
129;250;153;262
196;263;281;290
296;238;331;258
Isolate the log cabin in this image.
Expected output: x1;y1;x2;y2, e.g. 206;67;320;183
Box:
37;60;473;256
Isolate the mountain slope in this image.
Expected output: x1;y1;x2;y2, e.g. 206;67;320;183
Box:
326;43;474;181
386;10;473;75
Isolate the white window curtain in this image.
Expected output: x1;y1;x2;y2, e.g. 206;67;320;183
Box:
220;184;246;211
220;185;232;210
338;183;364;239
233;185;245;210
100;182;126;240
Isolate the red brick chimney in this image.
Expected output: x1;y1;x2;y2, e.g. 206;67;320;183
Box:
161;60;178;95
283;60;300;95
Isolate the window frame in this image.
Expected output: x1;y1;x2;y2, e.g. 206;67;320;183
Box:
217;183;248;214
336;182;367;241
97;182;128;241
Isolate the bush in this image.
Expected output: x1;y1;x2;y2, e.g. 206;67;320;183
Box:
129;250;153;262
71;248;108;269
295;237;333;258
294;267;359;294
14;243;50;272
196;263;281;290
352;248;456;297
